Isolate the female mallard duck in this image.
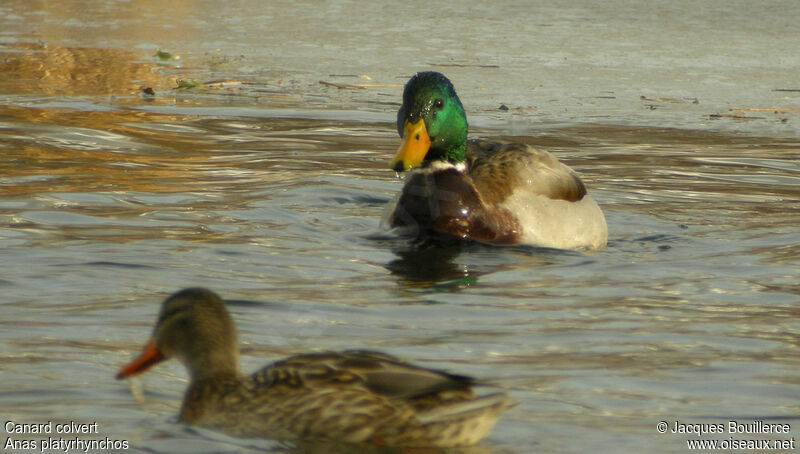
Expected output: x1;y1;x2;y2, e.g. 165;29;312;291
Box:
385;71;607;250
116;288;514;447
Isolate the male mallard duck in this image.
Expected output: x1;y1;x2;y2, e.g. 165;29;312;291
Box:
385;71;607;250
116;288;514;447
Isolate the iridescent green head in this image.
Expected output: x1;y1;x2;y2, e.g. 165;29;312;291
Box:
391;72;468;172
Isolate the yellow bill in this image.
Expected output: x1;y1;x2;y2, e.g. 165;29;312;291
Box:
391;119;431;172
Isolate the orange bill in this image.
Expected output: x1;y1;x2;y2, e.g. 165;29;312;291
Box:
391;118;431;172
115;339;166;379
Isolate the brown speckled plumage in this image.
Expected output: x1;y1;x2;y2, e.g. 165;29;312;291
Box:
468;140;587;204
117;288;514;447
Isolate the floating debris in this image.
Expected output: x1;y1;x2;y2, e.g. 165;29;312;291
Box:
709;112;765;120
154;49;179;61
319;80;402;89
427;63;500;68
640;95;699;104
710;107;799;120
176;79;205;89
729;107;800;113
319;80;365;89
202;79;244;88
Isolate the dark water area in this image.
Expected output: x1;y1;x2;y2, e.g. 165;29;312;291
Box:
1;2;799;453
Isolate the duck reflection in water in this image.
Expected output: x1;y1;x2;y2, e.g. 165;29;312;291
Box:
385;236;561;292
387;239;476;290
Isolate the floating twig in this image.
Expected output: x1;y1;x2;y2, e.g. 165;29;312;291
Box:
709;112;765;120
729;107;800;112
203;79;244;88
319;80;402;89
319;80;365;89
640;96;698;103
427;63;500;68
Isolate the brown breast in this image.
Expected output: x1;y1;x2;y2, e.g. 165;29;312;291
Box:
390;168;521;244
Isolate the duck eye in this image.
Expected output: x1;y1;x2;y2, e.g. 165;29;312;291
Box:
433;98;444;109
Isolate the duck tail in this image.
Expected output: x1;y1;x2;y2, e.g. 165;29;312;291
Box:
416;393;516;424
